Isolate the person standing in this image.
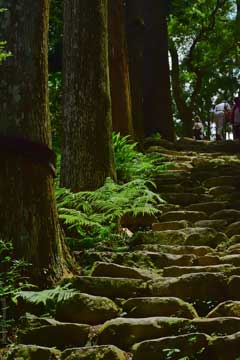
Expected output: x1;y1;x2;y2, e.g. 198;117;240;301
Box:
231;97;240;140
192;116;204;140
213;100;231;140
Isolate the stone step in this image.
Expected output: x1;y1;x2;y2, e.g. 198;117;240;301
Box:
160;193;213;206
122;297;198;319
97;316;240;351
203;176;239;188
76;250;198;270
132;331;240;360
220;254;240;267
159;211;208;223
55;292;119;325
194;219;228;230
90;262;154;280
185;201;228;215
152;220;189;231
4;345;61;360
133;228;227;248
149;272;229;300
133;244;214;256
61;345;127;360
162;264;233;277
69;276;149;299
5;344;127;360
208;185;237;197
97;316;189;350
207;300;240;318
18;322;90;349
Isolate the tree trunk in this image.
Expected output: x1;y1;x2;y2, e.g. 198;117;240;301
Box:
61;0;116;192
0;0;68;286
125;0;145;139
108;0;134;136
143;0;175;141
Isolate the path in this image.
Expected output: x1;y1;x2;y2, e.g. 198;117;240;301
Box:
6;140;240;360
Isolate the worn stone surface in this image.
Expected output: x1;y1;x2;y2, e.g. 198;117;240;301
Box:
225;221;240;237
159;211;208;223
182;227;227;248
134;244;213;256
90;262;152;280
122;297;198;319
192;317;240;336
207;301;240;318
132;333;210;360
61;345;127;360
132;230;187;246
162;264;233;277
221;255;240;267
194;219;228;230
55;292;119;325
4;345;61;360
160;193;212;206
152;220;189;231
97;317;189;350
18;323;90;349
209;186;236;197
202;331;240;359
210;209;240;222
203;176;239;188
69;276;149;298
150;273;228;300
185;201;227;215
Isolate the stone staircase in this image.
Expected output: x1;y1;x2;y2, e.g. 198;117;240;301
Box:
5;141;240;360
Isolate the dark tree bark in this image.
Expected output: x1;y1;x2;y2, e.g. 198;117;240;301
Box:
143;0;175;141
61;0;116;192
0;0;68;285
108;0;134;136
125;0;145;139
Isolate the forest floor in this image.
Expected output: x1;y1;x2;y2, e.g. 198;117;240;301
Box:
4;138;240;360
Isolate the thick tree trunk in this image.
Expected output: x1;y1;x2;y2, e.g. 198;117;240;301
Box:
61;0;116;192
143;0;175;141
108;0;134;136
0;0;68;286
125;0;145;139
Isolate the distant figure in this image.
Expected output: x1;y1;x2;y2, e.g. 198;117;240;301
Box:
231;97;240;140
213;101;231;140
192;116;204;140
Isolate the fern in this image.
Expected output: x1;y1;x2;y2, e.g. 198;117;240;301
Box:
112;132;169;181
16;284;78;306
56;178;164;249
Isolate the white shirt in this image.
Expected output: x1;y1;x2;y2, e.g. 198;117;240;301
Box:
214;102;231;112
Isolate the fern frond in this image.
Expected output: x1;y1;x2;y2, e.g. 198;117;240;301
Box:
16;284;78;305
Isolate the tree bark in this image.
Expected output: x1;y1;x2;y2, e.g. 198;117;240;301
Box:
143;0;175;141
108;0;134;136
0;0;68;286
125;0;145;139
61;0;116;192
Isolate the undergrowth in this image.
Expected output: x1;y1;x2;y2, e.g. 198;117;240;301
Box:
0;241;32;344
55;133;169;250
113;132;171;182
56;178;163;249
